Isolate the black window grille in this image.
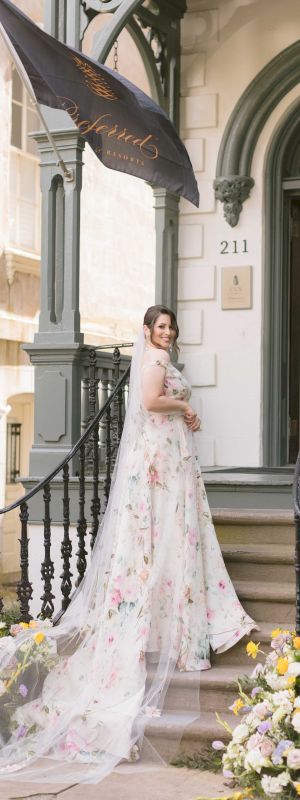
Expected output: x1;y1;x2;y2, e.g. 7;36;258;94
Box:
6;422;21;484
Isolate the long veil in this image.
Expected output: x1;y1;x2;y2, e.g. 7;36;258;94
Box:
0;331;200;785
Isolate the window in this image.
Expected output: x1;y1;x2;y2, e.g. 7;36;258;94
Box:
6;422;22;484
9;68;41;253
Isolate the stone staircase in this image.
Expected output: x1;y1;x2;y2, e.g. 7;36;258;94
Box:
147;509;296;759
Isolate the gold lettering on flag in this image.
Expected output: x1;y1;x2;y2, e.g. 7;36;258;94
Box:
59;97;159;160
72;55;119;101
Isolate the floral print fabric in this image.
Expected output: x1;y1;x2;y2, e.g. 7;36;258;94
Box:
136;358;257;670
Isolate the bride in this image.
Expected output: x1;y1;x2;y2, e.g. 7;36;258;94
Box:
0;304;257;785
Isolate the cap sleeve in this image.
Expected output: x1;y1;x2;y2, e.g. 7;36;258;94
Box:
142;359;168;370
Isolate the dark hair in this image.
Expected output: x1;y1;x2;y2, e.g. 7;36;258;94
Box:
143;305;179;351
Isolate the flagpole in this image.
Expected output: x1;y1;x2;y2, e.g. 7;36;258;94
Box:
0;21;74;182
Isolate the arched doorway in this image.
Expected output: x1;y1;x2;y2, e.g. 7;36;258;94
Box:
263;100;300;466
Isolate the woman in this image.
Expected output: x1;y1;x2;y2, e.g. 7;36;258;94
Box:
0;305;257;785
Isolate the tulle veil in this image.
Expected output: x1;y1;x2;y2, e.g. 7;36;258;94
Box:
0;331;200;785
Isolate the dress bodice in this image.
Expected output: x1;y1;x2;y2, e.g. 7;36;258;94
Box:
142;357;191;403
161;361;191;402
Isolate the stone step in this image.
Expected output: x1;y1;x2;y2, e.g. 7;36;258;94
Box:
222;543;295;582
235;580;295;623
213;509;295;545
164;664;253;713
146;710;233;760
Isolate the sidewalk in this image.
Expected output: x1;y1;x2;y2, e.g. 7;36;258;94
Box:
0;767;228;800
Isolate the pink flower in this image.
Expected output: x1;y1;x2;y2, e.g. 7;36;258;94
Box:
139;569;149;582
218;580;226;590
188;528;197;545
149;464;160;484
166;579;173;587
108;635;114;645
247;733;261;750
10;624;23;636
260;739;275;757
207;608;215;621
111;588;122;606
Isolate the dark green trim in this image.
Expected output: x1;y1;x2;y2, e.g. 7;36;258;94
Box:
215;41;300;225
263;99;300;466
216;40;300;178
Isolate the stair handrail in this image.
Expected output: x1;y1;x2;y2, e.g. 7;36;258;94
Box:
0;364;130;517
293;451;300;635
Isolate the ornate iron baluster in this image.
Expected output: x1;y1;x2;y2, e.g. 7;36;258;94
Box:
60;463;73;610
76;444;87;586
81;377;90;435
40;483;55;618
104;406;112;509
17;501;32;621
90;419;100;549
86;348;99;473
111;347;121;466
99;372;109;463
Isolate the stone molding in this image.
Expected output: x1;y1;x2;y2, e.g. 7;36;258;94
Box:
2;248;40;286
213;176;254;228
215;40;300;225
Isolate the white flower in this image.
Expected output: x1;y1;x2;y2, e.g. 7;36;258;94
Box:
232;723;250;744
250;663;264;679
272;706;290;726
265;672;289;690
244;747;270;773
271;690;293;712
294;697;300;708
253;700;272;719
287;662;300;677
291;713;300;733
261;771;290;795
0;622;7;629
287;748;300;770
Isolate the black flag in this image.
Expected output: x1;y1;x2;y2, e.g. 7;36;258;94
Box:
0;0;199;206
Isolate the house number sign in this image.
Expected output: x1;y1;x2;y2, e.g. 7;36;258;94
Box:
220;239;248;254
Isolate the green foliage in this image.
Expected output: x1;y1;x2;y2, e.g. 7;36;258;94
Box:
0;604;21;637
171;749;223;772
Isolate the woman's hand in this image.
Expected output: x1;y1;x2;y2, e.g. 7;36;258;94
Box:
183;405;201;432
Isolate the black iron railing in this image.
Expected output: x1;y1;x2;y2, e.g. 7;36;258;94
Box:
0;345;132;622
293;452;300;635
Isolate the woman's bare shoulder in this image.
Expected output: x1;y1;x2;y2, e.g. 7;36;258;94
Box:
142;348;171;369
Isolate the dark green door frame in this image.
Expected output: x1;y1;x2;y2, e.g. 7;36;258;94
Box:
263;100;300;466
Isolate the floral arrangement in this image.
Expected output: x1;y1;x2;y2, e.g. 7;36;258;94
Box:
195;629;300;800
0;615;56;741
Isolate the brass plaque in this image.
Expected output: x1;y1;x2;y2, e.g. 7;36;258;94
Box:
221;266;252;310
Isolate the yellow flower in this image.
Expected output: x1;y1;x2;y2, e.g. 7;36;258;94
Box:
293;636;300;649
246;641;260;659
293;783;300;796
277;656;288;675
271;628;282;638
33;632;45;644
287;676;296;686
29;620;38;629
231;698;245;716
20;622;29;629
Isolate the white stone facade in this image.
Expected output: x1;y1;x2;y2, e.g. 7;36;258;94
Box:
178;0;300;467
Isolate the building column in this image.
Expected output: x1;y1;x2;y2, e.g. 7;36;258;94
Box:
23;2;86;479
24;130;85;476
153;189;180;311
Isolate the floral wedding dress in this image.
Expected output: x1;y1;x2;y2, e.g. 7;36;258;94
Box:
0;334;256;785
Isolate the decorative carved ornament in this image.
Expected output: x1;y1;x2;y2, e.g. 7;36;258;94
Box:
213;176;254;228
